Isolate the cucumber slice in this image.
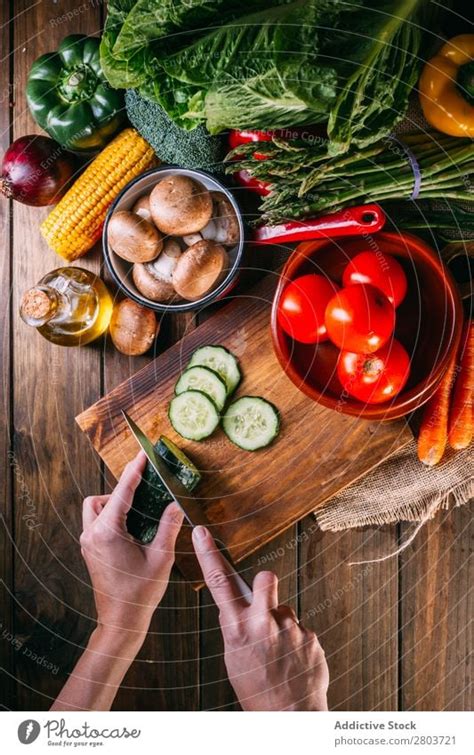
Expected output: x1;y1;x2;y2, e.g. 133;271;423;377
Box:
126;436;201;543
222;396;280;451
169;389;220;441
188;345;241;395
175;366;227;411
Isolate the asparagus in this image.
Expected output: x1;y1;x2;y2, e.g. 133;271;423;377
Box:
226;134;474;223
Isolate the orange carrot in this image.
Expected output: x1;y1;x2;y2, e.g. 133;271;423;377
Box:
448;320;473;450
417;356;457;466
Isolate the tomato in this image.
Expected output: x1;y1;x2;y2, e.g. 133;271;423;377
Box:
337;339;410;404
343;250;407;307
324;283;395;353
277;274;339;344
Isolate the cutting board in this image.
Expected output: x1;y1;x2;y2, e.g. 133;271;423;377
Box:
76;274;412;585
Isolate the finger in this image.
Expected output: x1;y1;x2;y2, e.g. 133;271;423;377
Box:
101;451;147;526
251;571;279;612
82;495;110;529
192;526;247;615
274;604;299;627
146;502;184;564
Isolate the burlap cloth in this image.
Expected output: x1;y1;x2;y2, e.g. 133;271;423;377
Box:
311;96;473;536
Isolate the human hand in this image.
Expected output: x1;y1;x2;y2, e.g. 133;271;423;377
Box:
192;526;329;711
80;451;184;641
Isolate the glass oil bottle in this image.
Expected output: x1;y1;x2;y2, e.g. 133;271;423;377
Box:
20;267;113;346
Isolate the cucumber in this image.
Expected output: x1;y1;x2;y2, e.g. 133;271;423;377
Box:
188;345;241;395
175;366;227;411
126;436;201;543
157;436;201;491
169;390;220;441
222;396;280;451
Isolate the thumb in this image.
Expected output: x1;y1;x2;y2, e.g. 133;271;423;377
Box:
146;502;184;568
101;451;147;527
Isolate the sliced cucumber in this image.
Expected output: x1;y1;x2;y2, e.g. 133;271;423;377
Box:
127;436;200;543
222;396;280;451
169;390;220;441
175;366;227;411
188;345;241;395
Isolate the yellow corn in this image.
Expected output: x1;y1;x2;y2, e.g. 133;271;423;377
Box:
41;128;157;261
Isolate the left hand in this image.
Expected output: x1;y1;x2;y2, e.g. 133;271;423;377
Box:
80;451;184;639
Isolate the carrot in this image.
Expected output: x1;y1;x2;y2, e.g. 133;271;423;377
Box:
448;320;473;450
417;356;457;466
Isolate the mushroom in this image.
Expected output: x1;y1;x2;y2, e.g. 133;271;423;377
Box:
182;232;202;246
133;239;182;303
131;194;152;222
109;298;158;356
149;175;213;236
209;192;240;246
172;240;229;301
108;210;162;263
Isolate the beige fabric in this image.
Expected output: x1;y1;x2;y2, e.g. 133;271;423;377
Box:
314;440;473;531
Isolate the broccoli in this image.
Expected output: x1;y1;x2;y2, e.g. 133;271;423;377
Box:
125;89;226;174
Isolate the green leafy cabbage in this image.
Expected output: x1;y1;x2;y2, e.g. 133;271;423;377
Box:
101;0;436;149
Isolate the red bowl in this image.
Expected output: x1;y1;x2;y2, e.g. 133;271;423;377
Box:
271;231;463;420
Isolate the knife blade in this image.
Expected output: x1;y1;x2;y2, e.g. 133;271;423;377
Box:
122;411;253;604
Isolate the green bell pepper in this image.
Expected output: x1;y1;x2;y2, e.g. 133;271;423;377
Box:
26;35;125;153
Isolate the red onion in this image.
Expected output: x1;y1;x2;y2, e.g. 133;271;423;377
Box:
0;135;76;206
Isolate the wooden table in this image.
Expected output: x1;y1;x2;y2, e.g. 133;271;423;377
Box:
1;0;471;712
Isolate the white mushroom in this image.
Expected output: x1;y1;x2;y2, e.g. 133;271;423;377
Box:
149;175;213;235
182;232;202;246
132;239;182;303
131;194;152;222
200;220;217;241
210;192;240;246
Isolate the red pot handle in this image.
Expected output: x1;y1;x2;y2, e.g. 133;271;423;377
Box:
252;204;386;244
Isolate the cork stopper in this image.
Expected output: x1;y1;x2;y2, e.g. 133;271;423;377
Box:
21;288;52;319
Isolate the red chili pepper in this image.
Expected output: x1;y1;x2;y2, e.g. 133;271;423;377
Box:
252;205;386;244
228;130;274;149
233;169;271;196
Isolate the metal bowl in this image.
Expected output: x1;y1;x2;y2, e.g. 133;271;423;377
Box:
103;166;245;313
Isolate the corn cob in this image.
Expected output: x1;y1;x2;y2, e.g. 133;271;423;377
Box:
41;128;157;261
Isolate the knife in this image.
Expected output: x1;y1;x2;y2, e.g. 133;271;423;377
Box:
122;411;253;604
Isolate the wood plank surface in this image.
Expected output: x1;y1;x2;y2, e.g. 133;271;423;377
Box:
1;0;471;715
400;506;473;711
299;522;399;710
77;274;413;583
11;0;103;710
0;0;14;710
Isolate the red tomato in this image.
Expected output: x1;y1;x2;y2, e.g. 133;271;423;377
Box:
343;250;407;307
324;283;395;353
337;339;411;404
278;274;339;344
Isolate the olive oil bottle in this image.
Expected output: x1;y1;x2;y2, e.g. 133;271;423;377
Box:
20;267;113;346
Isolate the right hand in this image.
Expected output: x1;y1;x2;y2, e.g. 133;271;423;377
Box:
192;526;329;711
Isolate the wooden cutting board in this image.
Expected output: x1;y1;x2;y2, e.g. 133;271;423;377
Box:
76;274;412;585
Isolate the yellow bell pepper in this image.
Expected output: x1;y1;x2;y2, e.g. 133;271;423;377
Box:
419;34;474;138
